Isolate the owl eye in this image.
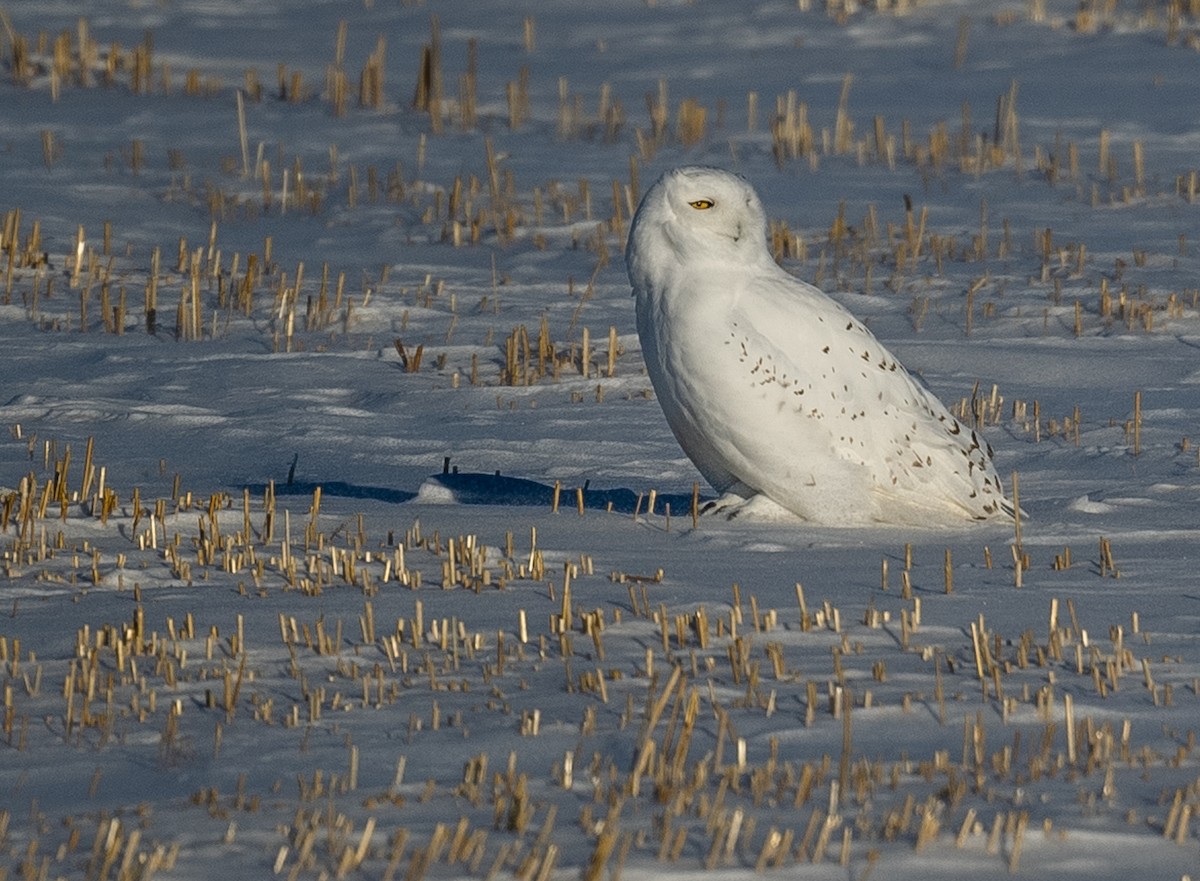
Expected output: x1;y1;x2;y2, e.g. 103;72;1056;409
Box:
688;199;714;210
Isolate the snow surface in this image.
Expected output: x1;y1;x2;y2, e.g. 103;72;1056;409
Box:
2;1;1200;879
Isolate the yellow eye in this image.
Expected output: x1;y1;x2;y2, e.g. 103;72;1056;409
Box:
688;199;714;210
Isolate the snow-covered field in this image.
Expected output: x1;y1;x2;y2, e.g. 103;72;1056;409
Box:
2;1;1200;878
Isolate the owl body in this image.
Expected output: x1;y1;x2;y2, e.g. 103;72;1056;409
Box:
627;166;1010;526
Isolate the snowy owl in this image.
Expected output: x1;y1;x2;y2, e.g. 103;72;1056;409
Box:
626;166;1012;526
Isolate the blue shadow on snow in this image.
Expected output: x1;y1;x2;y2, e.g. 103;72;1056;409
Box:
243;472;702;515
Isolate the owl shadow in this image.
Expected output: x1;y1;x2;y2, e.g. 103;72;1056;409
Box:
241;479;416;505
416;468;700;515
243;457;699;515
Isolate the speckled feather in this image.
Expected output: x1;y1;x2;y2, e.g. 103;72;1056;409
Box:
627;166;1011;525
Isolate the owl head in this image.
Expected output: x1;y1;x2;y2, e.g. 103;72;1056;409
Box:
627;166;771;292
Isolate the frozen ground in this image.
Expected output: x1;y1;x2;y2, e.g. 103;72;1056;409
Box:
2;1;1200;878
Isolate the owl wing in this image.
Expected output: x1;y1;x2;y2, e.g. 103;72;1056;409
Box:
711;269;1007;522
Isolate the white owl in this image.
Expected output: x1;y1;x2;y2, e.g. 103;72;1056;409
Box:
626;166;1013;526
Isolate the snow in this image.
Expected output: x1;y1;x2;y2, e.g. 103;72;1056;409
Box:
2;1;1200;878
